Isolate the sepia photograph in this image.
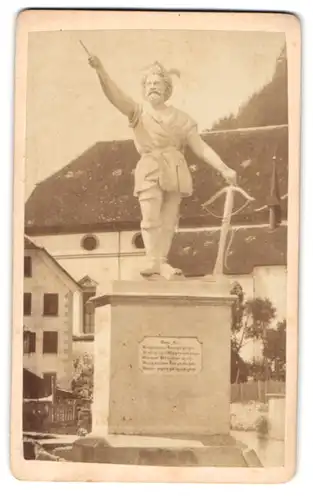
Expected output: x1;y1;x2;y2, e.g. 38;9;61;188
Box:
11;10;301;483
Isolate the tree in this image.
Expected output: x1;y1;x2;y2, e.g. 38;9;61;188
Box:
244;298;276;340
230;282;282;383
246;359;268;382
71;353;94;400
263;319;286;380
231;347;249;384
244;297;276;381
230;282;248;383
210;45;287;131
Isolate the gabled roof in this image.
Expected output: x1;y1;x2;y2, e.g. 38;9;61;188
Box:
24;235;38;250
78;275;99;289
25;125;288;235
24;235;82;291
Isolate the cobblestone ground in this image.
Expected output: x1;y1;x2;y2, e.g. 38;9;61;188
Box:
231;430;284;467
231;401;268;431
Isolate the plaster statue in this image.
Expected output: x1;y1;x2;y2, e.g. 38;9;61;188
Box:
87;54;237;279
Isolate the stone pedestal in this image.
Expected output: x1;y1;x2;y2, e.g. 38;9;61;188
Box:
65;279;263;466
91;279;235;438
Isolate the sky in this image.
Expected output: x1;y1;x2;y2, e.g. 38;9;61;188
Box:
25;30;285;199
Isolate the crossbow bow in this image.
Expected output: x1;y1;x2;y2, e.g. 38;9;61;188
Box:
202;185;255;276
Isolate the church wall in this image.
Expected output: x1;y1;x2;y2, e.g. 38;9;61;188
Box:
33;232;119;257
32;230;287;324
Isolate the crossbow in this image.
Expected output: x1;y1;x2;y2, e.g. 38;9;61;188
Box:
202;185;255;275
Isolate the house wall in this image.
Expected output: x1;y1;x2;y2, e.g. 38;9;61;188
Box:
23;248;75;390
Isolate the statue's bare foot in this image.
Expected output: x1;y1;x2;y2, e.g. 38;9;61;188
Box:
160;262;184;280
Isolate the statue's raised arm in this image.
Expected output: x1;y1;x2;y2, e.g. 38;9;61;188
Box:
84;57;239;280
88;55;137;120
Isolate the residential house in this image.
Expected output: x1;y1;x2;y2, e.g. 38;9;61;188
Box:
23;235;83;393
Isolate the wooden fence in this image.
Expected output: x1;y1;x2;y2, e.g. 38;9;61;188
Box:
231;380;285;403
50;402;77;424
23;401;78;433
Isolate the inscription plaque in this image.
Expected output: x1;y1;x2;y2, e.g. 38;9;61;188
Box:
139;337;202;374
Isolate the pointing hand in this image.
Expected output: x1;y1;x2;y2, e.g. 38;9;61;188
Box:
88;55;103;72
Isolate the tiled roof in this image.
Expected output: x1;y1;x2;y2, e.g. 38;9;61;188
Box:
25;125;288;235
169;225;287;276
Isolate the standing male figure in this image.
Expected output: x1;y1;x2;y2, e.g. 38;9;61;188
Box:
88;56;237;279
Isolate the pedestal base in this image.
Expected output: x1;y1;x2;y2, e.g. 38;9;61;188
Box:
56;434;263;467
92;279;235;437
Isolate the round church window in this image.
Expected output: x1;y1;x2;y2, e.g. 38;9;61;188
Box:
132;232;145;249
81;234;99;251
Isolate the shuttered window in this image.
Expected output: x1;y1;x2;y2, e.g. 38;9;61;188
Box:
43;331;58;354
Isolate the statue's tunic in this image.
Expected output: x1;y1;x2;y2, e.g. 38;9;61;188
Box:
129;104;197;197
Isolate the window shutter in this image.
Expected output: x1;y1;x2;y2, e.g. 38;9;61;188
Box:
43;294;59;316
43;331;58;354
24;256;32;277
23;293;32;316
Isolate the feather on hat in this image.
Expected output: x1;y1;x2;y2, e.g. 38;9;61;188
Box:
142;61;181;79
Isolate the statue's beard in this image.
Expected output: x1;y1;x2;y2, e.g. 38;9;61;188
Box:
144;88;167;104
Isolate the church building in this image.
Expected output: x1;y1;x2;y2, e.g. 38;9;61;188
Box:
25;124;288;352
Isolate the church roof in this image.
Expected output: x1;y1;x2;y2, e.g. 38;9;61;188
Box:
169;225;287;276
25;125;288;235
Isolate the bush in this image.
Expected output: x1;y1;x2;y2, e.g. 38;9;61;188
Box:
255;415;269;436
